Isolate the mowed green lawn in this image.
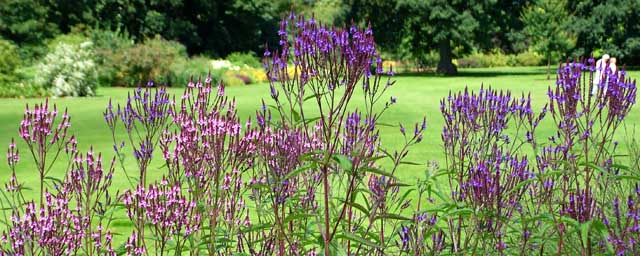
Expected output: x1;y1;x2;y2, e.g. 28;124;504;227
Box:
1;66;639;195
0;66;638;244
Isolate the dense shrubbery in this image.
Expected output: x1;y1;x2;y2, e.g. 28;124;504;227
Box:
457;51;544;68
170;56;216;86
0;28;269;98
107;36;187;87
0;82;48;98
227;51;262;68
383;51;544;72
35;41;98;97
1;12;638;256
0;39;20;85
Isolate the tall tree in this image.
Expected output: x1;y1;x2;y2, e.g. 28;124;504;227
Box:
349;0;531;74
474;0;531;54
0;0;59;59
522;0;575;79
568;0;640;65
396;0;488;75
346;0;405;55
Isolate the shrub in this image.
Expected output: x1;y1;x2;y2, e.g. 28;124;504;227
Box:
0;39;20;85
226;51;261;68
414;50;440;70
170;56;222;86
35;41;98;96
221;72;248;86
457;51;544;68
110;36;187;86
511;50;544;66
457;52;511;68
0;82;47;98
89;28;135;86
172;57;267;87
241;66;267;83
45;33;90;51
456;56;482;68
220;67;267;85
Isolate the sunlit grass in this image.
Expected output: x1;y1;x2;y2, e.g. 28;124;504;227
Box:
1;66;638;247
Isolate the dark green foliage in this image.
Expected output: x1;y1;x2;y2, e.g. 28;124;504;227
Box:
522;0;575;78
0;39;20;84
84;0;283;57
108;37;187;86
170;56;221;86
0;83;47;98
346;0;405;55
45;33;91;50
456;51;544;68
1;0;640;79
0;0;59;61
226;52;262;68
89;27;135;86
396;0;486;75
568;0;640;65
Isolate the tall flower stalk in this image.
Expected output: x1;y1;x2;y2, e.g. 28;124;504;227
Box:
263;11;423;255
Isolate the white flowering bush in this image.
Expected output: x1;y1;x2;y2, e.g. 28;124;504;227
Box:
36;41;97;97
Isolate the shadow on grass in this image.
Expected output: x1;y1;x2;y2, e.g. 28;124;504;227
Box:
395;67;549;78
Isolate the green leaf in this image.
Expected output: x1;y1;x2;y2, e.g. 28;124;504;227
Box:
376;122;394;127
332;154;353;171
303;92;327;102
505;178;535;195
610;163;630;171
361;166;395;178
375;213;412;221
291;108;301;123
446;208;474;217
615;175;640;181
303;116;322;125
284;163;316;180
400;161;423;166
336;232;381;249
559;216;580;229
344;201;370;215
44;176;64;188
284;213;315;223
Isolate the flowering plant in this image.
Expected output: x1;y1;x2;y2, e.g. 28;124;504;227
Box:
0;12;638;256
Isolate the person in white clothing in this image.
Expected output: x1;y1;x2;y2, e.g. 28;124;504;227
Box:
591;54;610;95
610;57;617;74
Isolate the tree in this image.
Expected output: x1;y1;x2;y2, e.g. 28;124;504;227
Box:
396;0;488;75
522;0;575;79
474;0;532;54
568;0;640;65
0;0;59;59
346;0;404;53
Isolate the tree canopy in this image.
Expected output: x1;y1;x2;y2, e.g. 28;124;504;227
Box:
1;0;639;74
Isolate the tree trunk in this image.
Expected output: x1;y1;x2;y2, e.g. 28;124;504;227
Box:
546;55;551;80
437;39;457;75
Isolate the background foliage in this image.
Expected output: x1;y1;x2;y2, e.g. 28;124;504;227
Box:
0;0;637;96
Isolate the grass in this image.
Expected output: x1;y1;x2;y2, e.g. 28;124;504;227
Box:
0;66;638;246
